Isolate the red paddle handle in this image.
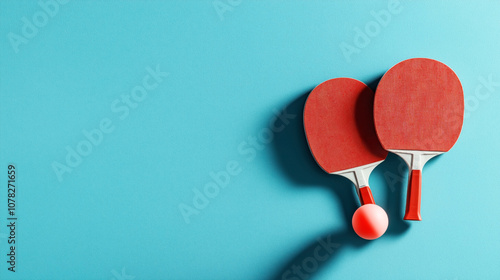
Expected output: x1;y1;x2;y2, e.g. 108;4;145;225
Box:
404;170;422;221
359;186;375;205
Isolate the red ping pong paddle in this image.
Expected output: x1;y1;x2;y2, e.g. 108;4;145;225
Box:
374;58;464;221
304;78;389;240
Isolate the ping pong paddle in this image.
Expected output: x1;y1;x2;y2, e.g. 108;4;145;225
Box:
374;58;464;221
304;78;389;240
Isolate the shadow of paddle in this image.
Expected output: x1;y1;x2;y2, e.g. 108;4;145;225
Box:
371;152;411;234
268;90;367;279
268;76;410;279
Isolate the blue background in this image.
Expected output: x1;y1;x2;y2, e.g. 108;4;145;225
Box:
1;0;499;279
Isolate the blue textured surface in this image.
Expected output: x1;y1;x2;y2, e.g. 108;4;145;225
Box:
1;0;499;279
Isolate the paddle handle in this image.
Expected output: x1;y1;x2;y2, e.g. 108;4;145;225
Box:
404;169;422;221
359;186;375;205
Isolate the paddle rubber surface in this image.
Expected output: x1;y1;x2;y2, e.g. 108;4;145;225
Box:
374;58;464;152
304;78;387;173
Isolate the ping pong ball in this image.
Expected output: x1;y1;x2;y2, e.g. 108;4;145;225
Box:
352;204;389;240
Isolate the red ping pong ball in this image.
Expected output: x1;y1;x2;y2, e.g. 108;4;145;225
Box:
352;204;389;240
